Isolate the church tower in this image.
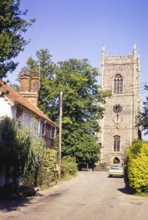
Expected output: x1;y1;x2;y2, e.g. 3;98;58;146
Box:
99;46;141;166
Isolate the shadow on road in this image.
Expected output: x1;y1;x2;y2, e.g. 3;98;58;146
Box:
118;173;135;195
0;198;31;212
0;193;43;212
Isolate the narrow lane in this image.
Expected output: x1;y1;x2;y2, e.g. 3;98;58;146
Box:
0;172;148;220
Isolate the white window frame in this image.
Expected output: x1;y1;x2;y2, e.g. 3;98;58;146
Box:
41;121;46;136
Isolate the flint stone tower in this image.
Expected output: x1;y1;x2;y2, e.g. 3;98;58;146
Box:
99;46;141;166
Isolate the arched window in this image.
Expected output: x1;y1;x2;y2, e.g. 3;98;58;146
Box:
114;135;120;152
114;74;123;94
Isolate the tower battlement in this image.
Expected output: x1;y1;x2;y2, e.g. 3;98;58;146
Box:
102;46;139;65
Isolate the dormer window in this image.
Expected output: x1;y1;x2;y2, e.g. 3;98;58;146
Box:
114;74;123;94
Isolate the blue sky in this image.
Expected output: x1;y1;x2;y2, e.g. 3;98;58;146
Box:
9;0;148;88
9;0;148;86
8;0;148;137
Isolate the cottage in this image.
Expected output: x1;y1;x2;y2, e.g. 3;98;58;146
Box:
0;71;58;187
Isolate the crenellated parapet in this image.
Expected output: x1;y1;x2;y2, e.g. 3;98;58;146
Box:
102;45;139;66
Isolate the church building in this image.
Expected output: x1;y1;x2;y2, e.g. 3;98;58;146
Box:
99;46;141;166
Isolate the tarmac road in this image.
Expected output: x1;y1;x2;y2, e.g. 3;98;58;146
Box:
0;171;148;220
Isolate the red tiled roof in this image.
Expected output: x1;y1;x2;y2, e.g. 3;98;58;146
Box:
0;81;58;127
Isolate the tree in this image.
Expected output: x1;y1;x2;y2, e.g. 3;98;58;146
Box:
139;85;148;135
48;58;109;128
62;131;100;167
0;0;35;79
44;58;109;165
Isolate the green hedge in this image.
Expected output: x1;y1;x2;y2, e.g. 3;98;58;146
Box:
128;140;148;193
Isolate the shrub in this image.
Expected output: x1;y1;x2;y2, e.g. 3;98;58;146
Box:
38;149;58;188
128;141;148;193
61;156;78;178
22;134;45;187
0;117;46;189
0;117;32;187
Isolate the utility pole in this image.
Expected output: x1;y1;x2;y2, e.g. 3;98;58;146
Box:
58;91;63;179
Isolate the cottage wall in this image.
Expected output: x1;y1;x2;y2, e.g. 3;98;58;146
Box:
0;98;15;119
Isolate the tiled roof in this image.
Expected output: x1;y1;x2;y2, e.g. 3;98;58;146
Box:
0;81;58;127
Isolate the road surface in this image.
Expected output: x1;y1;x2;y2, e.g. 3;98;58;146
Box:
0;171;148;220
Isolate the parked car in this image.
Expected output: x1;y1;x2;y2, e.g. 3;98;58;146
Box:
108;164;124;177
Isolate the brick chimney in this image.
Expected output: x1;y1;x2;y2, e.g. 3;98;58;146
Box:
20;70;30;92
20;70;40;107
31;71;40;93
